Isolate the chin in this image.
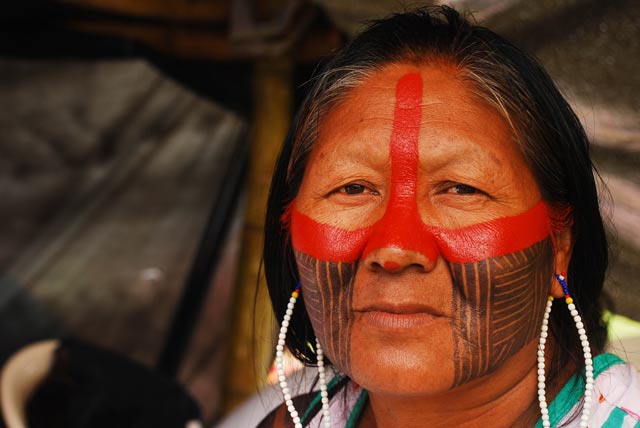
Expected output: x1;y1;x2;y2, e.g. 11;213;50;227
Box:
346;323;456;396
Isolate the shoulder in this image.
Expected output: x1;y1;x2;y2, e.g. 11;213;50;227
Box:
592;362;640;412
256;392;317;428
544;354;640;428
214;368;327;428
257;376;359;428
572;360;640;428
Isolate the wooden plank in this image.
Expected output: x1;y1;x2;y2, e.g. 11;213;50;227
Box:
66;20;238;60
222;59;292;413
64;17;342;61
58;0;230;23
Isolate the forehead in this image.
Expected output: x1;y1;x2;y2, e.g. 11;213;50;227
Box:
310;63;520;167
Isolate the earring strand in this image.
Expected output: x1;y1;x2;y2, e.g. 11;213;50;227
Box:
276;284;332;428
537;273;594;428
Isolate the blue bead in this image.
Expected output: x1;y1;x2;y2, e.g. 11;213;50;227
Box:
554;274;571;295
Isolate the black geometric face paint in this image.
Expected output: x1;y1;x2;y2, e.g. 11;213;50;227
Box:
294;250;356;375
449;238;553;385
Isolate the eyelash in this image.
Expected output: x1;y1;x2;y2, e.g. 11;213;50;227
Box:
447;184;480;195
334;182;484;197
336;182;379;196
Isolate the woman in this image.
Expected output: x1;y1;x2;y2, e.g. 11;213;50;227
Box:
259;6;640;428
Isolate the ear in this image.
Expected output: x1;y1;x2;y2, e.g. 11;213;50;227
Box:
550;227;573;298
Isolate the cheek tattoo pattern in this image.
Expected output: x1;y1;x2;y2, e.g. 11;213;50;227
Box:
294;250;356;375
289;72;556;388
449;238;553;386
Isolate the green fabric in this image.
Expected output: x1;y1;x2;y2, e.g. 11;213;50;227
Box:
602;407;628;428
346;390;369;428
634;420;640;428
533;353;625;428
300;375;344;426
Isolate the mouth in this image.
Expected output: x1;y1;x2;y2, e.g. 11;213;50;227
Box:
354;303;444;330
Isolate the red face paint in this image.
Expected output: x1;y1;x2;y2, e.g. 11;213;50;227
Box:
290;201;551;263
359;73;440;262
290;72;552;264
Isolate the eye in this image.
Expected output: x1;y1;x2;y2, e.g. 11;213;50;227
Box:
447;184;480;195
333;182;379;196
343;183;366;195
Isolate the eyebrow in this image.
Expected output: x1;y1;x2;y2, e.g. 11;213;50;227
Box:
417;139;506;176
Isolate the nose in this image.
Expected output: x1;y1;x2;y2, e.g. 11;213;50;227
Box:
363;246;437;273
360;201;440;273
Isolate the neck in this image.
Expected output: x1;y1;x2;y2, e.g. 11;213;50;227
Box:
359;341;568;428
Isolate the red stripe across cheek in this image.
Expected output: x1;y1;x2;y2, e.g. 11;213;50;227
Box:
430;202;552;263
290;206;372;262
290;202;551;264
289;71;552;264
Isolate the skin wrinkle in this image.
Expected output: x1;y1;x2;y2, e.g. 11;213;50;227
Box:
290;65;562;426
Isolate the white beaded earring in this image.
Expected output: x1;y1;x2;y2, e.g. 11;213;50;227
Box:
537;273;594;428
276;283;332;428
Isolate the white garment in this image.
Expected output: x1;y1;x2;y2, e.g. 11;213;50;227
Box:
554;361;640;428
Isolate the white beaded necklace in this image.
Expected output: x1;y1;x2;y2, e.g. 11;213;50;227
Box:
276;285;332;428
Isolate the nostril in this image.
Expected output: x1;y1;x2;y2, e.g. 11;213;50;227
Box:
367;260;385;271
410;262;429;273
383;261;401;272
364;247;437;274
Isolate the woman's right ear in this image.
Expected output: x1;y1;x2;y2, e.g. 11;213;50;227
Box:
550;226;572;298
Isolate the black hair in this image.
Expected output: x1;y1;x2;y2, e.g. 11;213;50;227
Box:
264;5;608;384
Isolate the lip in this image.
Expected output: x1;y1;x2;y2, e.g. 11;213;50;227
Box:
354;303;444;330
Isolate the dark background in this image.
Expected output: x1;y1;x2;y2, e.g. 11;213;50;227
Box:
0;0;638;425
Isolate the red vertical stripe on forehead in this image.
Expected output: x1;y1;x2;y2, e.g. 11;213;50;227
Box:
390;72;422;201
361;72;439;260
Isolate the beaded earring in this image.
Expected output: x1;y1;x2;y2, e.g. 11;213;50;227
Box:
276;283;332;428
537;273;594;428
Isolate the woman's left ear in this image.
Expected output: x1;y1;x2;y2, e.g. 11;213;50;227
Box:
550;227;573;298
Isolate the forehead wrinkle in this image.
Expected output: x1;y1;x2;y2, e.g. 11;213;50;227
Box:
420;98;483;118
310;131;393;176
416;136;507;174
314;94;394;156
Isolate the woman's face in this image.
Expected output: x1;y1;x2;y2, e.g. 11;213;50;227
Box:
290;63;555;396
